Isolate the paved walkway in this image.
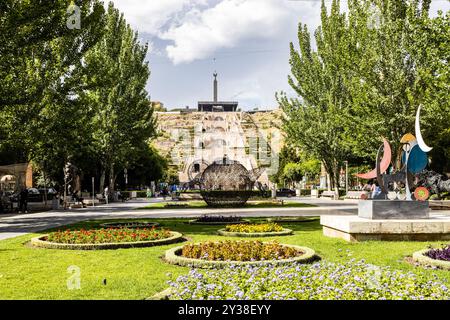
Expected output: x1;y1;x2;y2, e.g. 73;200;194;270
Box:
0;198;359;241
1;198;449;241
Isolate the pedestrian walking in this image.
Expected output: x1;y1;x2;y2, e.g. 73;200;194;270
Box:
104;186;109;204
18;187;28;214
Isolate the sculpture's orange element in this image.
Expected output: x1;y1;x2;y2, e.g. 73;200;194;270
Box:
356;138;392;180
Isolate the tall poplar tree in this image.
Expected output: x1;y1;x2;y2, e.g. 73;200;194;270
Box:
280;0;449;192
82;3;155;192
279;0;353;192
0;0;105;176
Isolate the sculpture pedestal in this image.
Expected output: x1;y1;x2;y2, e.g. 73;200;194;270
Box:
321;215;450;242
320;200;444;242
358;200;429;220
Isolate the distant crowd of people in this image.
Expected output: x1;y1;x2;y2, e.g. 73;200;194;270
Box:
0;187;30;214
354;180;382;199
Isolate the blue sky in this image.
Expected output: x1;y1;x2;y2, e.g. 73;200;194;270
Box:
110;0;449;111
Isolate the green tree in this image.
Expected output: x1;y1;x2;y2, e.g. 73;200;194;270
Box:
82;3;156;192
0;0;105;185
117;144;167;189
279;0;353;193
345;0;448;161
280;0;450;195
282;163;303;187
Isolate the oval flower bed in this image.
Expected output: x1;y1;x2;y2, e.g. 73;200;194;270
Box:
188;215;249;225
217;223;292;237
163;260;450;300
30;227;183;250
413;246;450;270
164;240;316;268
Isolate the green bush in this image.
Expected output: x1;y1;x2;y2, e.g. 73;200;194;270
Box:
164;202;188;208
299;189;311;196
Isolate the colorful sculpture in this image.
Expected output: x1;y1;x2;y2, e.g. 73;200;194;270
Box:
356;106;432;201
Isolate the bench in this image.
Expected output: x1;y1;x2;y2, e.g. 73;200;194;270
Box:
345;191;369;200
178;193;203;201
321;191;337;199
82;199;101;206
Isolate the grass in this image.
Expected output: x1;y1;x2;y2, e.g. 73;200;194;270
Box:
136;200;317;210
0;218;449;299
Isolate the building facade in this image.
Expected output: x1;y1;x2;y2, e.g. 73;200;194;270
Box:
154;74;282;187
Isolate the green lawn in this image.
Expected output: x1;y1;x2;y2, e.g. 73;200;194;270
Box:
136;200;317;210
0;218;449;299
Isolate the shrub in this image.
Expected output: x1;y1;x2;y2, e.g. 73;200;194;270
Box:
195;215;243;223
167;260;450;300
425;246;450;262
46;227;171;244
225;223;283;233
181;241;302;261
164;202;188;208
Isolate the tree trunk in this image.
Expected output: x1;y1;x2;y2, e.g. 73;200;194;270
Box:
333;162;340;199
326;174;331;191
99;169;105;194
109;162;115;193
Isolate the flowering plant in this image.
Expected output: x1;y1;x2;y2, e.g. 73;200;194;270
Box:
181;240;302;261
167;260;449;300
426;245;450;261
46;227;171;244
225;223;283;233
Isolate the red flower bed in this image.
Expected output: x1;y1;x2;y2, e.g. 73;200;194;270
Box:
46;227;172;244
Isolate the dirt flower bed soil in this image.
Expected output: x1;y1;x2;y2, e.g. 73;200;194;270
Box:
46;227;172;244
181;240;302;261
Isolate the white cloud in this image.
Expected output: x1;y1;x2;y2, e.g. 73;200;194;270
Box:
160;0;292;65
110;0;207;36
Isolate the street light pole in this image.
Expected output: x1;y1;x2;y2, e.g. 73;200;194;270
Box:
92;177;95;208
345;161;349;195
124;168;128;191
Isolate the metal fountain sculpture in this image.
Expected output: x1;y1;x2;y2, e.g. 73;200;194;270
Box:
197;156;264;207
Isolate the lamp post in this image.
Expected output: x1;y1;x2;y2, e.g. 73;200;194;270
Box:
92;177;95;207
344;161;349;195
